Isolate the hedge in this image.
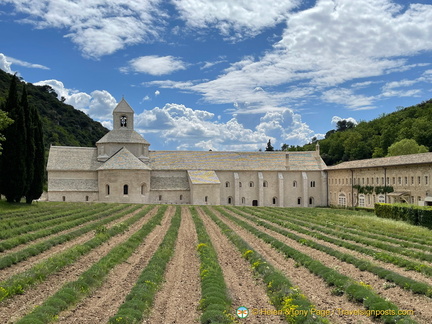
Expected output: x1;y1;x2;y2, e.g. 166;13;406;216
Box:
375;203;432;229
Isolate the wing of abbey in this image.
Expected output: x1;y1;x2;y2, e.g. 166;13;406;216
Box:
47;99;432;208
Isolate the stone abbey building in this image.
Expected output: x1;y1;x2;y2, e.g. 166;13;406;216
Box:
47;99;432;207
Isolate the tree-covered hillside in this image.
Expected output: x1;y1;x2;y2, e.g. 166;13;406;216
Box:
283;98;432;166
0;70;108;149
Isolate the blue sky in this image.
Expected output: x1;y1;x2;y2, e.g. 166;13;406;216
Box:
1;0;432;151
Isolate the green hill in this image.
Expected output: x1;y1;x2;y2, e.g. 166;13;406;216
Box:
283;98;432;166
0;69;108;149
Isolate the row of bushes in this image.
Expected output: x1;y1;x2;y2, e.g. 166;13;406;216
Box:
220;207;416;323
15;205;168;324
234;207;432;298
109;206;181;323
0;204;129;253
266;207;432;252
208;207;328;323
190;206;234;324
375;203;432;229
0;205;155;302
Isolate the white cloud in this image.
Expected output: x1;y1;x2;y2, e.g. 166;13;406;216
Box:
143;80;195;89
135;103;317;150
5;0;165;58
188;0;432;111
172;0;299;40
5;56;49;70
322;88;376;110
331;116;358;126
33;79;116;127
154;90;160;96
121;55;187;75
0;53;12;73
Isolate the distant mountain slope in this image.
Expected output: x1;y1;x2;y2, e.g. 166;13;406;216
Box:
0;69;108;149
317;99;432;165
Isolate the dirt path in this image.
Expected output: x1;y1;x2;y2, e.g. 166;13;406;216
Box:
1;206;159;324
144;206;201;324
226;208;432;323
58;206;175;323
198;207;285;324
0;205;143;281
211;207;375;324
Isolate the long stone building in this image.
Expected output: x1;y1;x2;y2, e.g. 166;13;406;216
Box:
47;99;328;207
47;99;432;207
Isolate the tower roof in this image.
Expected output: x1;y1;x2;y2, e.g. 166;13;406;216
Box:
113;98;134;113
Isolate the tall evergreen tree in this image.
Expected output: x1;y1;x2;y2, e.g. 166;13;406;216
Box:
22;85;35;198
265;139;274;151
0;75;28;202
26;104;45;203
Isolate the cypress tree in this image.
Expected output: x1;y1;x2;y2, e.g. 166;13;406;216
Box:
22;85;35;200
0;74;28;202
26;105;45;203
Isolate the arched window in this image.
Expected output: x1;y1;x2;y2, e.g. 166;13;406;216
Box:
249;181;254;187
159;195;162;201
85;196;89;202
272;197;277;205
205;196;208;203
123;184;129;195
309;197;314;206
180;194;183;201
228;196;232;204
310;181;316;187
239;182;242;187
293;181;297;188
297;197;301;205
62;196;66;202
141;183;146;195
242;197;246;205
106;184;110;196
225;181;230;188
263;181;268;188
120;115;127;127
338;193;347;207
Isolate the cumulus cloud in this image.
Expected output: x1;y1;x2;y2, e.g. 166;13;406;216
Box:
0;54;12;73
120;55;187;75
34;79;116;127
331;116;358;126
5;0;165;58
135;103;317;150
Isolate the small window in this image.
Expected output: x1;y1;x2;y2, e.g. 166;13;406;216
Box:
85;196;89;202
225;181;230;188
141;184;146;195
297;197;301;205
106;184;110;195
309;197;314;206
205;196;208;203
180;195;183;201
62;196;66;202
242;197;246;205
249;181;254;187
159;195;162;201
293;181;297;187
120;115;127;127
426;176;429;185
239;182;242;188
123;184;129;195
263;181;268;188
272;197;277;205
228;197;232;204
310;181;316;188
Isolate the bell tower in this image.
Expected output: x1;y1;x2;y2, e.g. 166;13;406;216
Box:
113;98;134;130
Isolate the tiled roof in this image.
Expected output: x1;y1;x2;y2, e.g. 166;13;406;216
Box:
98;147;151;170
150;176;190;190
48;179;98;191
327;152;432;170
113;98;134;113
149;151;325;171
47;146;102;171
188;170;221;184
96;129;150;144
